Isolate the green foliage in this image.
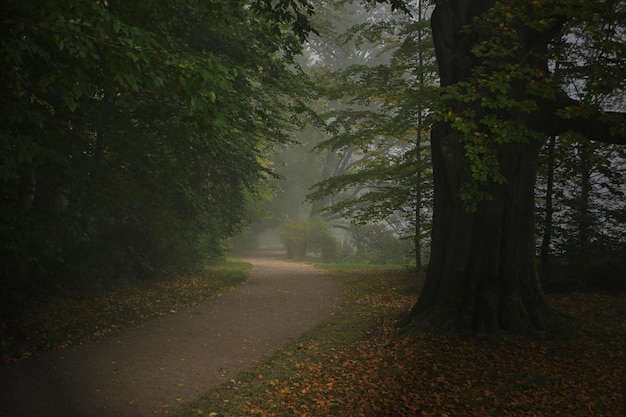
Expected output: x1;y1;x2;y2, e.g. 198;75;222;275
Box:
531;0;626;289
347;225;415;265
277;217;339;261
0;0;310;307
307;216;340;262
277;217;310;259
431;0;626;211
305;1;436;256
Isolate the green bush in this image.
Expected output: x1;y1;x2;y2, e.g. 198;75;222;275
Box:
349;225;414;265
307;217;339;262
277;217;309;259
277;217;339;261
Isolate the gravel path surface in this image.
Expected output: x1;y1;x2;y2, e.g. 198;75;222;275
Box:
0;253;343;417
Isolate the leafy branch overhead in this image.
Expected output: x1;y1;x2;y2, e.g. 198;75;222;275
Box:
431;0;626;209
0;0;315;307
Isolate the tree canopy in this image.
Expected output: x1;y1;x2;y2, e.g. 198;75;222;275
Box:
0;0;309;307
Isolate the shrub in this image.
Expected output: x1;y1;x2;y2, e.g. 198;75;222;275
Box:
277;216;339;261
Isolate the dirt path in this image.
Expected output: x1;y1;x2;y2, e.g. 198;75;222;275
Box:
0;253;343;417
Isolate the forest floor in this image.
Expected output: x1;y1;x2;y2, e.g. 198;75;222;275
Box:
1;253;625;417
0;251;343;417
173;264;626;417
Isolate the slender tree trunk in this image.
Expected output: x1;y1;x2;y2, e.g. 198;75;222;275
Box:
540;135;556;278
403;0;561;333
413;0;425;270
414;154;422;269
576;142;593;252
414;107;427;270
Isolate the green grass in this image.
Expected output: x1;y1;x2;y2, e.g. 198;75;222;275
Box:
0;258;251;362
308;262;414;271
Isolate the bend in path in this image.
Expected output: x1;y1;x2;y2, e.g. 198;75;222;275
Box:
0;254;342;417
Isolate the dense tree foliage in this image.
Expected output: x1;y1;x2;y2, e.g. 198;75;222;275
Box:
300;1;436;266
236;2;426;264
0;0;308;307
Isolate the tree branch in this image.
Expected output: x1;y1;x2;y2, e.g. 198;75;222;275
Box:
540;95;626;145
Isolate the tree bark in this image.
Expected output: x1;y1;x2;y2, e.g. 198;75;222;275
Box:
403;0;563;333
406;133;561;332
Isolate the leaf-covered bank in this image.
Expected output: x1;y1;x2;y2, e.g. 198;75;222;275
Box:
176;267;625;417
0;259;250;362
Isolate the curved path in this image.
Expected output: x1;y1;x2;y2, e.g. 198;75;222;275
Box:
0;254;343;417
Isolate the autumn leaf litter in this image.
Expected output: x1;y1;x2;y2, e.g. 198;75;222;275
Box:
181;268;625;417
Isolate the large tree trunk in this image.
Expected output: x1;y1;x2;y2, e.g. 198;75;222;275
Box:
406;125;559;332
403;0;562;333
